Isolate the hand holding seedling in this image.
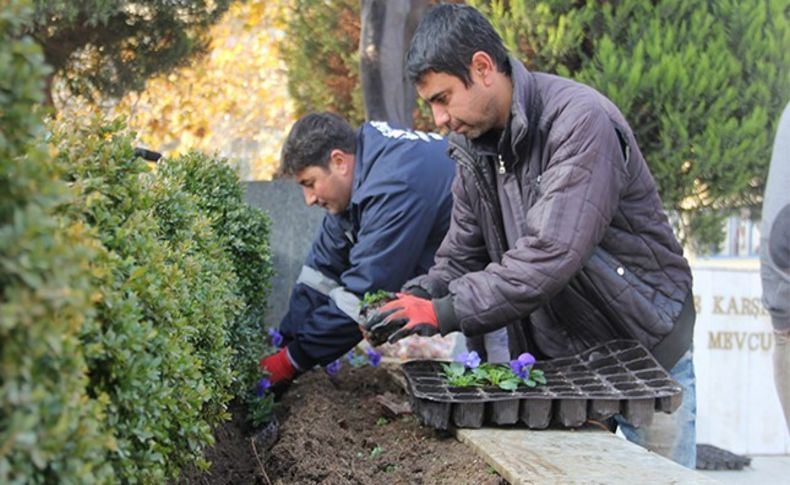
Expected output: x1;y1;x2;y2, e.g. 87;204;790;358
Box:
363;293;439;345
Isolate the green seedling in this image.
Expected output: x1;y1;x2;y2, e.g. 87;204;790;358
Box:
441;351;547;390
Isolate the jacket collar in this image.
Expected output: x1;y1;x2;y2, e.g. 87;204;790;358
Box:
506;56;535;157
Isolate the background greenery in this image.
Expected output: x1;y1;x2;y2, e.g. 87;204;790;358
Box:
281;0;790;250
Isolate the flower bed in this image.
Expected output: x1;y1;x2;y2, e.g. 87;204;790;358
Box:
181;364;505;484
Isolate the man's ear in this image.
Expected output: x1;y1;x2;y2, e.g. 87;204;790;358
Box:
470;51;496;86
329;149;352;175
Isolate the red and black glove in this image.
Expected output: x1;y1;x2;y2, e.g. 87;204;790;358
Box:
363;292;439;345
259;347;296;385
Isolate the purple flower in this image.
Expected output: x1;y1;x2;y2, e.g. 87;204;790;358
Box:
367;348;381;367
455;351;481;369
346;351;355;363
256;377;271;397
268;328;284;347
510;352;537;379
325;360;341;376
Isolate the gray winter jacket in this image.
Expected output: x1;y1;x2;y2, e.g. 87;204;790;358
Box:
761;101;790;331
408;57;694;369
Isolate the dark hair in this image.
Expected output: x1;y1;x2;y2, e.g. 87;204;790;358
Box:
279;112;357;177
406;4;510;86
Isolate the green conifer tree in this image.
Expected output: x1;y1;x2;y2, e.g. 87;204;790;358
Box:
470;0;790;249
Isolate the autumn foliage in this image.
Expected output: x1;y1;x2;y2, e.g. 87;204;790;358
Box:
111;0;294;180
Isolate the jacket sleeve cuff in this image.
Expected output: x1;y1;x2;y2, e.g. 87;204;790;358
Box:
772;314;790;332
285;343;308;371
433;294;460;335
403;284;431;299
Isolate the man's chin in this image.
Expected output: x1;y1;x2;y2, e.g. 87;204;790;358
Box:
458;129;482;139
453;125;482;139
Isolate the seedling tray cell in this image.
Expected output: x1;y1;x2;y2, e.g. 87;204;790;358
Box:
401;340;682;430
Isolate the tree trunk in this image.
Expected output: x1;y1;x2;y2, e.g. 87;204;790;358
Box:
359;0;429;128
43;72;55;108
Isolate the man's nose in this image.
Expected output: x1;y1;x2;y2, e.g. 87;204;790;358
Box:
303;187;318;206
431;105;450;129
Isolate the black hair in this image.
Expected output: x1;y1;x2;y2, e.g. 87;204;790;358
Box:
405;4;510;86
279;112;356;177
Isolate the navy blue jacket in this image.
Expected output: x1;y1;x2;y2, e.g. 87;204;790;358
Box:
280;122;456;369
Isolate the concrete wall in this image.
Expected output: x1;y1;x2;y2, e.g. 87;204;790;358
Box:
244;180;324;326
692;262;790;454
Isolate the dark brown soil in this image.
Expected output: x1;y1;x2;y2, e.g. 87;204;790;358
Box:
181;365;504;484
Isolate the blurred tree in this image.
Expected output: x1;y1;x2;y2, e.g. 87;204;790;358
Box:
107;0;293;180
27;0;235;104
466;0;597;77
281;0;364;124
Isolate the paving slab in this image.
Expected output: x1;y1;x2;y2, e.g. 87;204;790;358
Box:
698;455;790;485
455;427;718;484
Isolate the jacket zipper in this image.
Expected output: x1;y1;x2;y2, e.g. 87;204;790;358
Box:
449;145;508;257
498;154;506;174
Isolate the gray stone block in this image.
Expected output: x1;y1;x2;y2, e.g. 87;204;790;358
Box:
244;180;325;326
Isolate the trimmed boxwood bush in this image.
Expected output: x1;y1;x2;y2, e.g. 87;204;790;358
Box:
4;2;274;480
4;110;275;481
155;152;275;423
1;2;114;482
50;118;240;481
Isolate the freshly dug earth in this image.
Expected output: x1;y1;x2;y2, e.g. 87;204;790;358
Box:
181;365;504;484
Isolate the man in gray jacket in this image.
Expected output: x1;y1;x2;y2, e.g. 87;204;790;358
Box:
761;101;790;433
364;4;696;468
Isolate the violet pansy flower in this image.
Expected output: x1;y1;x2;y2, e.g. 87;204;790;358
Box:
268;327;284;347
325;359;341;376
455;351;481;369
367;348;382;367
509;352;537;379
256;377;271;397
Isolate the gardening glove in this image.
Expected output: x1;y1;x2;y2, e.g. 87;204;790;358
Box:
363;292;439;345
259;347;296;385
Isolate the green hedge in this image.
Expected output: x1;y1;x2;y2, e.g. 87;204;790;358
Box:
49;119;233;480
3;22;275;478
45;118;276;482
155;152;275;423
1;1;114;482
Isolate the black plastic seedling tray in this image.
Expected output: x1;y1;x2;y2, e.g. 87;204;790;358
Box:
401;340;682;430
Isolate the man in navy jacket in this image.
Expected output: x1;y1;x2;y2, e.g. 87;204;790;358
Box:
259;112;455;384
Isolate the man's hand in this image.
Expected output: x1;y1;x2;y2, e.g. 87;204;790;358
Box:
363;293;439;345
259;347;296;384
